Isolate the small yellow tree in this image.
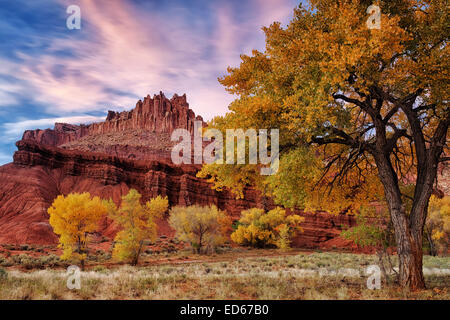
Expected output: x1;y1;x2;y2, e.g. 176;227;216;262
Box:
231;207;304;250
426;196;450;256
169;205;232;254
107;189;168;265
48;193;107;270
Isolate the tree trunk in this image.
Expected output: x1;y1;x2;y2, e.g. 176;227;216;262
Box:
198;233;203;254
425;227;437;256
395;225;425;289
376;249;389;284
374;153;426;290
388;206;425;289
132;240;144;266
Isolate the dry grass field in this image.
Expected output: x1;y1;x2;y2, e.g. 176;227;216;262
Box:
0;249;448;300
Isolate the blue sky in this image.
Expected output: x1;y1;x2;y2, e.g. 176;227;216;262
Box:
0;0;300;164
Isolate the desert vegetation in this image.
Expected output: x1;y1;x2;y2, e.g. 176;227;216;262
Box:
426;196;450;256
48;193;108;270
45;188;306;265
0;0;448;302
36;186;447;300
169;205;231;254
231;207;304;250
0;251;448;300
198;0;449;290
107;190;169;265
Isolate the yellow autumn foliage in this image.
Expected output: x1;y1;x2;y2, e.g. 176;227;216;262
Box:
169;205;232;254
48;192;107;268
198;0;448;289
427;196;450;254
107;189;168;265
231;207;304;250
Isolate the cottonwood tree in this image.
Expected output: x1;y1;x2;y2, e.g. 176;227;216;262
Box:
199;0;448;289
231;207;304;250
107;189;168;265
48;193;107;270
169;205;231;254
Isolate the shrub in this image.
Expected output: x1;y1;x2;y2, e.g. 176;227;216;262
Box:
6;253;63;269
0;258;12;267
341;207;397;283
231;207;304;249
169;205;232;254
10;254;43;269
93;265;108;273
0;267;7;280
39;255;62;267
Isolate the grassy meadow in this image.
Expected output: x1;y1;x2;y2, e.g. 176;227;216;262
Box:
0;247;448;300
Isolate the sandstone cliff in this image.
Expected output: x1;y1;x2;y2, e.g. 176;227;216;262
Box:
22;92;203;160
0;92;356;247
0;140;355;246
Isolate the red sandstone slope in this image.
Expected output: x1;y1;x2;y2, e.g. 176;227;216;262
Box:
0;92;357;246
0;140;354;245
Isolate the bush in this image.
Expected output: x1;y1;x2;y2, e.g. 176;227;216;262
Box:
169;205;232;254
93;265;108;273
39;255;62;267
0;267;7;280
11;254;42;269
0;258;12;267
231;207;304;250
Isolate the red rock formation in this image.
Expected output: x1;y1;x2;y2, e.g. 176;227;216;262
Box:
22;123;90;147
22;92;203;148
291;211;356;248
0;139;356;246
88;92;203;136
0;140;262;243
0;93;357;247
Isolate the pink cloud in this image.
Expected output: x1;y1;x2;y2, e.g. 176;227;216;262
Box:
11;0;297;120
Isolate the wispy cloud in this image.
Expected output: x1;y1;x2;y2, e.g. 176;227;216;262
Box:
0;151;12;165
3;115;105;142
0;0;299;163
4;0;297;118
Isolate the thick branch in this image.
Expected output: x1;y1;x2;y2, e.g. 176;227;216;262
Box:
333;93;376;118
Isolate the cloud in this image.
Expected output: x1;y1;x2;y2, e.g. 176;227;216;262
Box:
0;0;301;163
3;0;297;120
0;151;12;165
0;59;26;107
0;83;21;106
2;115;105;142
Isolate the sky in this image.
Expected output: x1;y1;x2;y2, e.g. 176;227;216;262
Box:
0;0;301;165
